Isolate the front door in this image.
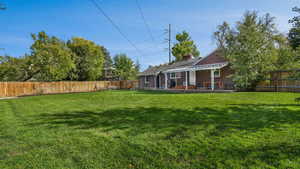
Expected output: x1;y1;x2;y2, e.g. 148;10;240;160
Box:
170;79;176;88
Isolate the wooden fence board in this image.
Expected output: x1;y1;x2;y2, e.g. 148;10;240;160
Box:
0;81;138;98
256;80;300;92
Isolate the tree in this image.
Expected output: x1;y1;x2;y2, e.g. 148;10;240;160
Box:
0;55;28;81
28;31;74;81
172;31;200;61
214;11;281;90
67;37;105;81
133;60;141;79
273;34;299;70
113;54;137;80
288;7;300;50
103;47;113;69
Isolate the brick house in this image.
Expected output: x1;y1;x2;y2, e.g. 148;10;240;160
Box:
138;50;234;91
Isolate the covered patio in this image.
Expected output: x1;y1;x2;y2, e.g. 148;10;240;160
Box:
162;62;234;91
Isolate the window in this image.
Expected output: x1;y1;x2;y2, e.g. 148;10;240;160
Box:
214;69;221;78
170;72;181;79
170;73;176;79
145;76;150;84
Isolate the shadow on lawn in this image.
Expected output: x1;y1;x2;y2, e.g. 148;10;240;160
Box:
32;105;300;136
230;103;300;107
29;105;300;168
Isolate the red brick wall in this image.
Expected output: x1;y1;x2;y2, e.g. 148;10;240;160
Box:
158;73;165;89
168;72;189;88
196;66;233;89
139;75;156;88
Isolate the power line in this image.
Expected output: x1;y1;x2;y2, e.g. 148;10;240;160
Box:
88;0;143;57
135;0;155;42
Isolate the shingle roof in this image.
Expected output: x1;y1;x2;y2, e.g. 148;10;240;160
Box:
194;50;227;66
139;57;200;76
139;50;229;76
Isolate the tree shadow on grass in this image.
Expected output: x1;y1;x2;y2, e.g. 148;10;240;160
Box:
230;103;300;107
29;105;300;168
31;105;300;136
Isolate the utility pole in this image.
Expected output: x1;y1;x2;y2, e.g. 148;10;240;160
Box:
164;24;172;63
168;24;171;63
0;4;6;51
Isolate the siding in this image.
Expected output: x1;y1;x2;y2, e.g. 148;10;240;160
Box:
158;73;165;89
196;66;233;89
168;72;189;88
139;75;156;89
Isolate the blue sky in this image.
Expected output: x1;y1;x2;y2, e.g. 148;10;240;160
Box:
0;0;299;70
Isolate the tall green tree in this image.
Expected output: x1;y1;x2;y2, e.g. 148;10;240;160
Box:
0;56;26;81
172;31;200;61
113;54;137;80
133;60;141;79
273;34;299;70
29;31;74;81
67;37;105;81
214;11;281;90
103;47;113;69
288;7;300;50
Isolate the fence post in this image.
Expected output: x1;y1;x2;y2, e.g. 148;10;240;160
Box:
5;82;7;97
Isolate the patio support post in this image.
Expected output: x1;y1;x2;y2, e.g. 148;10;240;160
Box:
211;69;215;91
185;71;188;90
193;70;196;86
164;73;168;89
154;75;156;89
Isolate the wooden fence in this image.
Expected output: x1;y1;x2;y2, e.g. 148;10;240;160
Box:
255;70;300;92
256;80;300;92
0;80;138;98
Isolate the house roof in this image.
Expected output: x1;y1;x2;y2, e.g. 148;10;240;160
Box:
194;50;227;66
139;49;228;76
139;58;199;76
138;64;169;76
139;57;200;76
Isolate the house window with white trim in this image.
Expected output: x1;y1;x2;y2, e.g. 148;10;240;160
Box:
214;69;221;78
170;72;181;79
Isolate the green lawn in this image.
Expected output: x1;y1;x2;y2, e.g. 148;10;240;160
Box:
1;90;300;169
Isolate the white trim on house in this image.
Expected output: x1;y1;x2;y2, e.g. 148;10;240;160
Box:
192;62;228;71
214;69;221;78
163;67;193;73
189;71;196;85
170;72;181;79
163;62;228;73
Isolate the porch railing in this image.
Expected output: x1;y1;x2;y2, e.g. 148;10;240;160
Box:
196;81;234;90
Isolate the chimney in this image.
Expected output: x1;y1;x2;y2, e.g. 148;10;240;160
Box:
183;54;193;60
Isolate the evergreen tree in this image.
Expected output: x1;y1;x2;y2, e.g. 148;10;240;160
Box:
172;31;200;61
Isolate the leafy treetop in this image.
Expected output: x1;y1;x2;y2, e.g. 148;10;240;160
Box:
172;31;200;61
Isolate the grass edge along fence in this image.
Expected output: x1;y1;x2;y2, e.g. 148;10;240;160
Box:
0;81;138;98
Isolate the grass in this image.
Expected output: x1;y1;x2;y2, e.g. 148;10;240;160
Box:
0;90;300;169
